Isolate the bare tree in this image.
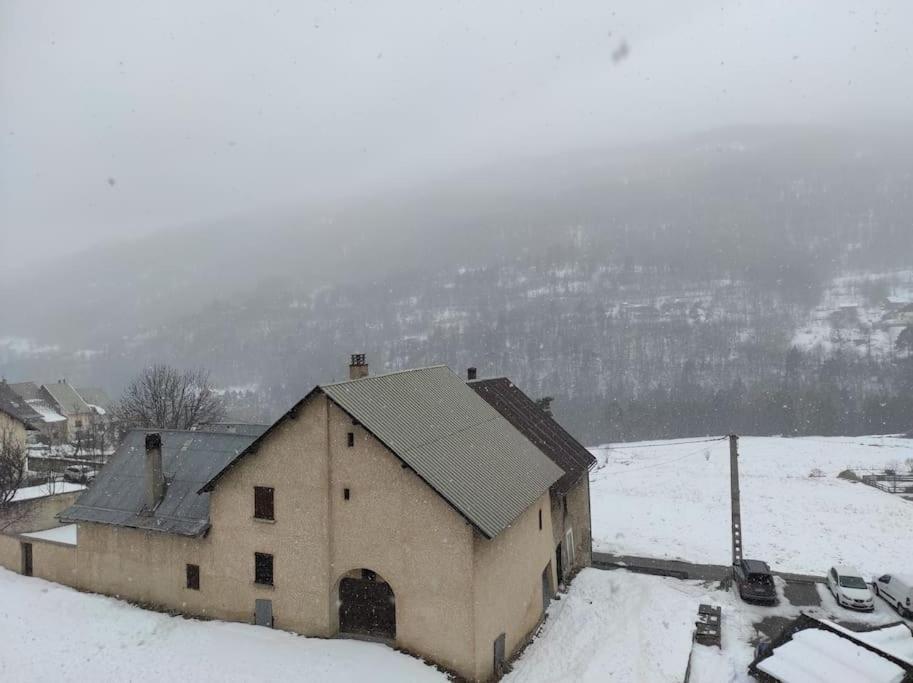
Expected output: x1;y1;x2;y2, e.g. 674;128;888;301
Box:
114;365;225;431
0;428;28;532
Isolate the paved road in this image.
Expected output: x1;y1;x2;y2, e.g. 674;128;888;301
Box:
593;552;824;583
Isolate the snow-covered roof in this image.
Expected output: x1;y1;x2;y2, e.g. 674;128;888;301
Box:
20;524;77;546
11;483;85;503
25;399;66;423
757;628;905;683
820;620;913;666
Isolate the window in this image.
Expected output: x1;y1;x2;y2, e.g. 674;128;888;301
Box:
344;487;350;500
538;508;543;530
347;432;355;447
565;528;575;566
254;486;274;520
186;563;200;590
255;552;274;586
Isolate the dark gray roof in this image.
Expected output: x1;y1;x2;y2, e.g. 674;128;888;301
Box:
60;427;266;536
0;382;41;430
321;366;563;538
470;377;596;496
8;381;42;402
43;381;92;416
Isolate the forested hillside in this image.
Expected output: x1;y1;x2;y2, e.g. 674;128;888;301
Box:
3;126;912;443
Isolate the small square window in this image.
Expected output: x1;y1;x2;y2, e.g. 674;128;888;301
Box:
255;552;274;586
347;432;355;448
186;563;200;590
344;487;350;500
254;486;274;520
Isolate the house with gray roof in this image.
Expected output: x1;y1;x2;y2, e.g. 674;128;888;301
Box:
49;357;586;681
0;381;39;455
7;381;68;443
39;380;98;441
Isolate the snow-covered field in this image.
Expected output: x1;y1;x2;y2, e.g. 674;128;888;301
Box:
590;435;913;577
0;569;443;683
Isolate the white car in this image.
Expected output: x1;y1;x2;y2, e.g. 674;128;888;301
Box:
826;566;874;611
873;574;913;619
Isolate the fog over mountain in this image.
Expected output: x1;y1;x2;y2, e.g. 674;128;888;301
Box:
2;2;913;442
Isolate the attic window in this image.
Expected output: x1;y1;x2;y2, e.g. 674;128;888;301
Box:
347;432;354;448
344;488;350;500
254;486;274;521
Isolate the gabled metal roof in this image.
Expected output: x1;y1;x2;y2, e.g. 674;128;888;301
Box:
42;381;92;416
469;377;596;496
60;427;266;536
320;366;563;538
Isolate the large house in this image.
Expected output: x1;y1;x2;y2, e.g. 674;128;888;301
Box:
5;359;595;681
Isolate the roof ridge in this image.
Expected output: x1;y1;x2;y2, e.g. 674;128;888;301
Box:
320;364;449;388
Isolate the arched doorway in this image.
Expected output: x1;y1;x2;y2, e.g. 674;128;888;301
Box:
338;569;396;640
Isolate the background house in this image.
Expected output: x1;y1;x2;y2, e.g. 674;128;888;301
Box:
38;380;98;442
0;381;39;452
7;381;68;444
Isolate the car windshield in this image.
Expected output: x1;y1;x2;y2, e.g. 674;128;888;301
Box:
839;576;867;590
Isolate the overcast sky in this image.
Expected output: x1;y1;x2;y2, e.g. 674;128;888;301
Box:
2;0;911;270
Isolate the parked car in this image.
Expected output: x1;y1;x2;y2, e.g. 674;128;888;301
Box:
873;574;913;619
63;464;96;484
826;566;874;611
733;559;778;604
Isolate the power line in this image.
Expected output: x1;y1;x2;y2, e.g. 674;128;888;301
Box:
599;436;727;450
600;439;727;475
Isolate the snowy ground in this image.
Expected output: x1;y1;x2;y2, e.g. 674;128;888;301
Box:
507;569;699;682
510;567;911;683
590;435;913;578
0;568;444;683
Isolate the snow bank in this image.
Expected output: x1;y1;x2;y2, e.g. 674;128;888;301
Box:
0;568;444;682
589;436;913;577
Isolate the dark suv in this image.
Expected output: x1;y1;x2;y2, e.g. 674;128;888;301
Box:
733;559;777;604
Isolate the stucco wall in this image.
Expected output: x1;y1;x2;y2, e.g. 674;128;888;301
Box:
564;476;592;571
0;411;28;450
0;532;78;586
472;490;555;681
1;490;83;535
75;523;216;615
326;400;476;676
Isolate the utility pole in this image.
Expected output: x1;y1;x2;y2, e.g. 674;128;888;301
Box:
729;434;743;568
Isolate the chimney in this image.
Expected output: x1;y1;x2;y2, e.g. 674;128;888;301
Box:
467;367;478;381
349;354;368;380
144;433;165;511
